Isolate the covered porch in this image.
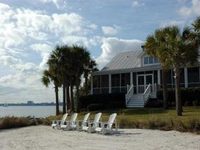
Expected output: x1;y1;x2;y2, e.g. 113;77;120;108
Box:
91;65;161;96
91;66;200;107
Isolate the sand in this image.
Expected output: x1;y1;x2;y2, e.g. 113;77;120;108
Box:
0;126;200;150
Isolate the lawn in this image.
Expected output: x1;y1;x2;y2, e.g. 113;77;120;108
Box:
72;106;200;133
2;107;199;133
117;106;200;122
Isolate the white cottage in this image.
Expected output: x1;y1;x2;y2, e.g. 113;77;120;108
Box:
91;49;200;108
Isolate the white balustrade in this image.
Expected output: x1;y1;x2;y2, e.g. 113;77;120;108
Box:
125;84;134;105
143;84;151;104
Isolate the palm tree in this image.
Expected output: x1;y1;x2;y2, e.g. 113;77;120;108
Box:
46;44;97;113
192;17;200;46
70;45;92;111
144;30;169;109
47;45;71;114
145;26;198;116
83;59;98;89
41;69;60;115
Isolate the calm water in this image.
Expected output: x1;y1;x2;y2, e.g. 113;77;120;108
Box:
0;106;60;118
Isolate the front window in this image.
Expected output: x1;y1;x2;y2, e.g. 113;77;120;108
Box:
149;56;153;64
144;57;148;64
188;67;200;87
143;56;159;65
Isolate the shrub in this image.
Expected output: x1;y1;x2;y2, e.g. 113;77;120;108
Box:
0;117;33;129
145;98;163;107
117;116;200;134
87;104;104;111
157;88;200;107
79;93;125;110
118;118;137;128
0;116;50;129
187;119;200;133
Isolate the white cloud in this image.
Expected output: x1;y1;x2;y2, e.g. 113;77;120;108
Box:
160;20;185;28
0;55;21;66
31;43;53;70
132;0;144;7
178;0;200;17
102;25;119;36
0;2;98;102
37;0;66;9
96;37;144;69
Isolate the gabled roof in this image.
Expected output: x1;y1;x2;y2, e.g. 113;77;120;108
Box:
101;50;143;71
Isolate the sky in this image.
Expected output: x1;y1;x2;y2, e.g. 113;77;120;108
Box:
0;0;199;103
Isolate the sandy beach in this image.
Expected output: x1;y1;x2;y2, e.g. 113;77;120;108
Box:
0;126;199;150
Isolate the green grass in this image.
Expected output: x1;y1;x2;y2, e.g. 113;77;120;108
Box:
72;107;200;133
117;107;200;122
114;107;200;133
1;107;200;133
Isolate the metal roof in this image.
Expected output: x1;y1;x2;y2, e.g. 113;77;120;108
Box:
101;50;143;71
93;48;200;76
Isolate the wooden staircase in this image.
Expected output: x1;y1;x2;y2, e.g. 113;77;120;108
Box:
126;84;156;108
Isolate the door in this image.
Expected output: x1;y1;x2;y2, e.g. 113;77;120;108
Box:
137;75;145;93
137;74;153;93
145;74;153;92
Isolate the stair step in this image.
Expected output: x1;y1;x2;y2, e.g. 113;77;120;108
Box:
127;105;144;108
126;94;146;108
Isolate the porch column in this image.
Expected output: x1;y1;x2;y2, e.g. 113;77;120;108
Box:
184;67;188;88
157;69;161;85
130;72;133;86
109;74;111;93
90;75;93;94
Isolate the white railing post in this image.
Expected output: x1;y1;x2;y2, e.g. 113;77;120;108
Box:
125;84;134;105
127;84;130;93
184;68;188;88
109;74;111;93
143;84;151;104
91;75;93;94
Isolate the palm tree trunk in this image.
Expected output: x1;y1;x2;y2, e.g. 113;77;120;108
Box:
70;84;74;111
76;82;80;112
62;83;66;114
162;69;168;109
55;86;59;115
66;85;71;112
174;66;182;116
85;77;88;87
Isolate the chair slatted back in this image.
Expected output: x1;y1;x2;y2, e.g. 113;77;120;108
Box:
93;112;102;127
61;113;68;123
107;113;117;129
70;113;78;122
83;113;90;123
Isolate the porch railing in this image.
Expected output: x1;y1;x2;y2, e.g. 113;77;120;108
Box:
143;84;151;104
125;84;134;105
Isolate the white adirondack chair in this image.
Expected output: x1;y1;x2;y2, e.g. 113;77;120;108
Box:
51;113;68;129
80;113;90;130
82;112;102;133
95;113;118;135
76;113;90;131
61;113;78;130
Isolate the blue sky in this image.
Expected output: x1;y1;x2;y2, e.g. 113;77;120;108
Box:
0;0;199;103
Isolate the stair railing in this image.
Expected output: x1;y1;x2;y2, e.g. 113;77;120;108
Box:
125;84;134;105
143;84;151;104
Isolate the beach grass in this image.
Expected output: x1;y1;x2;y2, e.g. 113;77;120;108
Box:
72;106;200;133
1;107;200;133
46;106;200;133
0;116;49;129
